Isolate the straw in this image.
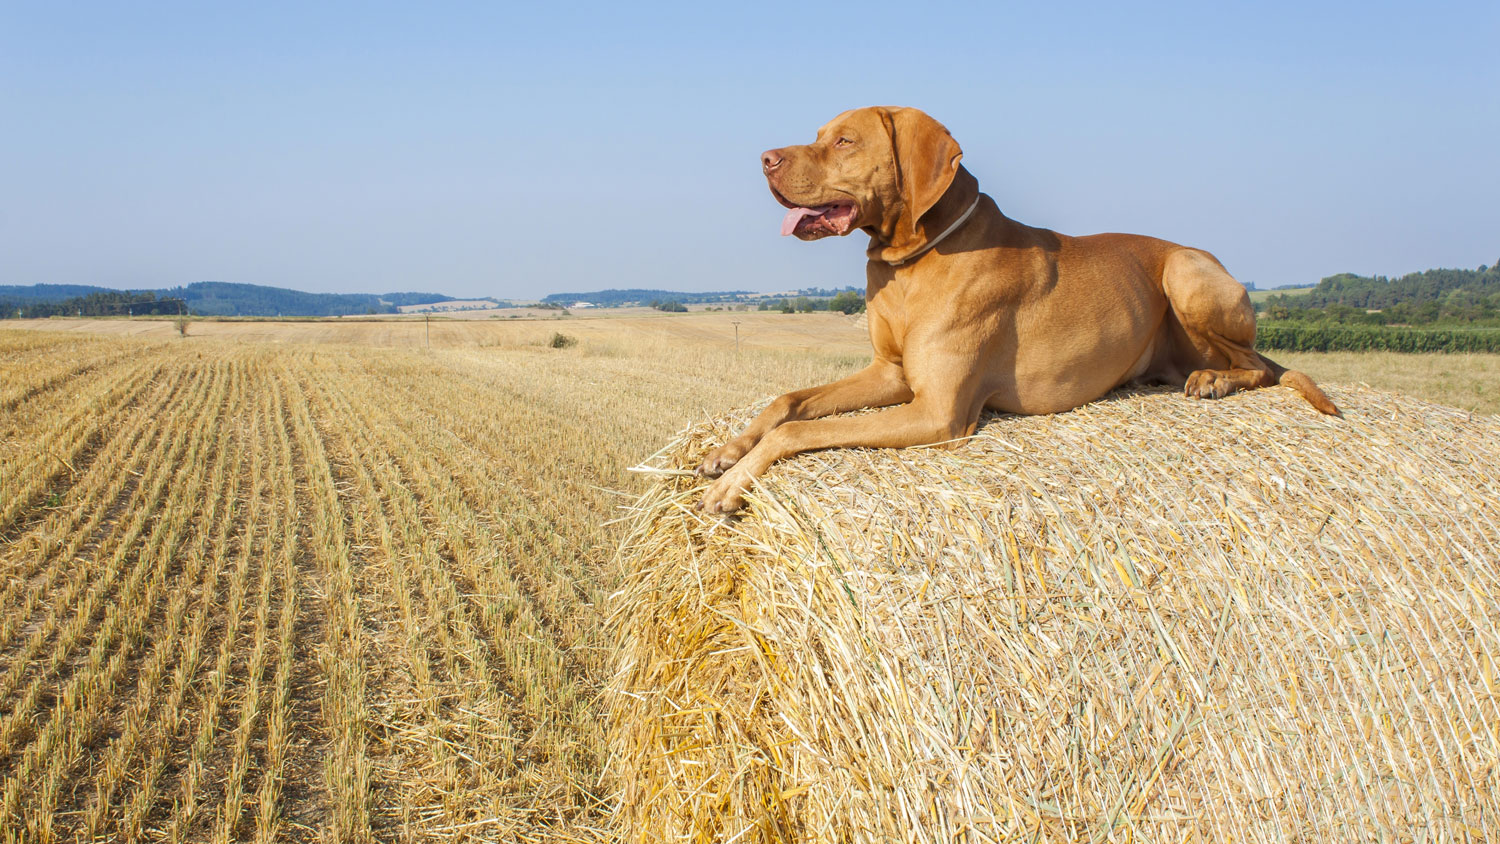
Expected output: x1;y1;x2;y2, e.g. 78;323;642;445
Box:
606;384;1500;843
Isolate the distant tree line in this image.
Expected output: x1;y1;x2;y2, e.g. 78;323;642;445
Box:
757;290;865;314
4;290;182;318
1;281;464;318
540;286;864;308
1259;263;1500;327
161;282;451;317
1250;262;1500;352
790;286;863;298
542;288;753;307
0;284;114;304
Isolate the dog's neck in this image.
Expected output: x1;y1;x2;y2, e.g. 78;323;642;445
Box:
866;166;983;266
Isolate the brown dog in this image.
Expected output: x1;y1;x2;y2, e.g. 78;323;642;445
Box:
697;106;1337;514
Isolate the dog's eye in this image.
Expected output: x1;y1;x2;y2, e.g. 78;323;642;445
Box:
835;136;854;148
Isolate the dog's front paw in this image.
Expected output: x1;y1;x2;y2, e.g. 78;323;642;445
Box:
696;441;747;478
697;470;751;514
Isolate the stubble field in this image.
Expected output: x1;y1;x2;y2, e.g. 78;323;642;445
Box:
1;314;1496;842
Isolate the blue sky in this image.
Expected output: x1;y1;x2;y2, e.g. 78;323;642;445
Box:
2;2;1496;298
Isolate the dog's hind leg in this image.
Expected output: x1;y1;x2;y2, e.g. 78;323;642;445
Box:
1162;248;1338;414
1162;248;1278;400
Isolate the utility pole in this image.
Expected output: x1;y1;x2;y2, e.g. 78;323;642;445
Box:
425;313;431;348
731;320;741;354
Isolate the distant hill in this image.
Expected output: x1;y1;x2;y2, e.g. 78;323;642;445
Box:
0;284;114;304
541;288;755;307
1264;263;1499;311
2;289;185;318
1;282;474;318
1259;261;1500;327
540;287;867;307
162;282;457;317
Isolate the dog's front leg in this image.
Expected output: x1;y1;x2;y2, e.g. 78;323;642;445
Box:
696;360;911;478
697;394;974;514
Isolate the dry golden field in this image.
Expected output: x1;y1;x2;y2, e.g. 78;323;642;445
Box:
4;313;869;357
1;315;1497;842
0;321;860;843
11;313;1498;414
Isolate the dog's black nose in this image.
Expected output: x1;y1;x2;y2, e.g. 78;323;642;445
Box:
761;149;784;173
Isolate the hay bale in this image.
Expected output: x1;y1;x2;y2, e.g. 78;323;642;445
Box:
607;385;1500;843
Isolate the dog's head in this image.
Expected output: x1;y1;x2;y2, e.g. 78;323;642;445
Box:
761;106;964;247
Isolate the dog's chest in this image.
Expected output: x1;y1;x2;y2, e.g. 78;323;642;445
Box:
866;281;910;364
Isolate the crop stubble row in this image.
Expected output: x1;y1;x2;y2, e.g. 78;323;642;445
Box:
0;329;855;842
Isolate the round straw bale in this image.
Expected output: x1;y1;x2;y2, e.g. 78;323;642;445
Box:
608;385;1500;843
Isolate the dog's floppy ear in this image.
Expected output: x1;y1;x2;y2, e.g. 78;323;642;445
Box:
884;107;963;236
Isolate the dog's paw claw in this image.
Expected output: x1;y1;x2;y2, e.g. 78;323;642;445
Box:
1185;370;1238;401
698;474;749;515
696;448;741;479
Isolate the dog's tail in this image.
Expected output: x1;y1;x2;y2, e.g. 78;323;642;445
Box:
1259;353;1341;416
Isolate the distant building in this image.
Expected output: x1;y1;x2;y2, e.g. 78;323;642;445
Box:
572;302;596;309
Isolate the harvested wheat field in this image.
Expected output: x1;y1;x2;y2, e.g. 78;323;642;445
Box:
0;327;855;843
612;386;1500;842
3;313;872;358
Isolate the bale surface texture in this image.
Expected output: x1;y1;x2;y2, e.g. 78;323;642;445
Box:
608;385;1500;843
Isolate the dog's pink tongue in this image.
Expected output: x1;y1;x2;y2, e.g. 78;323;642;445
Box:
781;206;829;236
